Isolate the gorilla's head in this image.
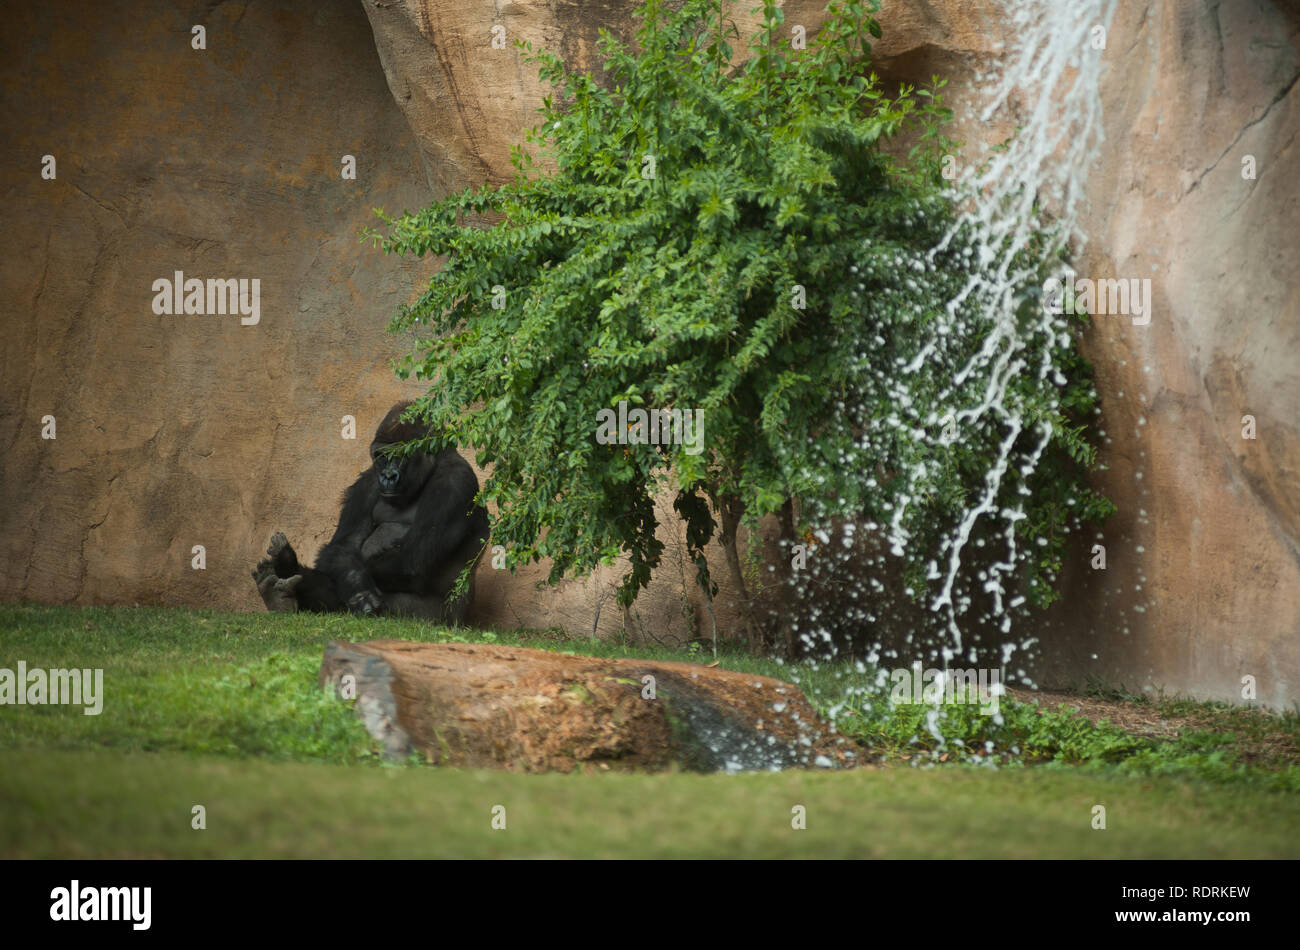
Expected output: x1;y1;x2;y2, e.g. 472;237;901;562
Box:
370;402;438;505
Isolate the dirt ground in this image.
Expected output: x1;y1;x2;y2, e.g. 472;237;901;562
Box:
1006;688;1192;739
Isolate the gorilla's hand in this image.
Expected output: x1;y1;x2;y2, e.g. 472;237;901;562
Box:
346;589;383;616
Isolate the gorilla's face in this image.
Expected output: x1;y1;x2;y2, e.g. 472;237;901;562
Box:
371;442;436;505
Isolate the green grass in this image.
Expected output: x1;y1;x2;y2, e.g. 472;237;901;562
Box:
833;690;1300;793
5;747;1299;858
1;602;1298;858
0;603;789;761
2;603;1297;785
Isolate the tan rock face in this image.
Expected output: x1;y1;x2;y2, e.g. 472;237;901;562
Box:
884;0;1300;708
0;1;432;611
318;639;854;771
1026;1;1300;709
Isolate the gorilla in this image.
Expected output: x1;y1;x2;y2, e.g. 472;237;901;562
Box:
252;402;489;623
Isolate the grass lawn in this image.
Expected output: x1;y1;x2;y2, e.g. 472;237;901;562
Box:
8;747;1300;858
1;603;1298;858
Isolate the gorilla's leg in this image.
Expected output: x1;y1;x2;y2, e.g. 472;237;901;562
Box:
269;531;301;579
382;592;449;621
383;571;474;624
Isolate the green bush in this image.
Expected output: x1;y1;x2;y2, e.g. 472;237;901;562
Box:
367;0;1112;656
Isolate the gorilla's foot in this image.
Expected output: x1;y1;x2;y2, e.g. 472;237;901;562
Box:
251;556;275;587
267;531;289;557
257;571;302;613
254;535;301;611
267;530;303;578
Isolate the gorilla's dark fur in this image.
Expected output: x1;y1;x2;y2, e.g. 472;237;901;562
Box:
252;402;489;623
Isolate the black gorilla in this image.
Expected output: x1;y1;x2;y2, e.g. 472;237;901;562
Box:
252;402;489;623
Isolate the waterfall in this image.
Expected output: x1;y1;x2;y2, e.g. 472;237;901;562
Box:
921;0;1118;662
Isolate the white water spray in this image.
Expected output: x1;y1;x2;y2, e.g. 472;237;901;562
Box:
922;0;1117;661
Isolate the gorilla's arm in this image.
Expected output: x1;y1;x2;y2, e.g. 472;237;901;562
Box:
314;470;385;614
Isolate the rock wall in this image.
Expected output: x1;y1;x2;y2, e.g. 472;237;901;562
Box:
0;1;432;611
850;0;1300;707
1035;0;1300;708
3;0;1297;706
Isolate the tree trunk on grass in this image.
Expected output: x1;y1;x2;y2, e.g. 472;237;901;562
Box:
318;639;857;772
718;492;767;655
774;498;799;659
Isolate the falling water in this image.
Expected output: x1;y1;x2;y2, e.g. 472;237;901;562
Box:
925;0;1117;661
784;0;1118;758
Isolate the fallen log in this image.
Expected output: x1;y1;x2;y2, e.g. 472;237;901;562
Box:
319;640;860;773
